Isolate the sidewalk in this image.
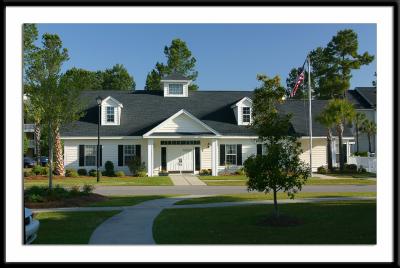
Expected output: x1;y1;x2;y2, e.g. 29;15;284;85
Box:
169;174;206;186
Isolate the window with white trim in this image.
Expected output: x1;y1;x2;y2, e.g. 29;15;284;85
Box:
106;106;115;123
85;145;97;166
124;145;136;166
242;107;251;123
225;144;237;165
168;84;183;95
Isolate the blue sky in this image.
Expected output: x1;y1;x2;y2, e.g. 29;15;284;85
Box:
36;24;376;91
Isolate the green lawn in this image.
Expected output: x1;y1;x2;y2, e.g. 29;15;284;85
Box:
321;172;377;178
24;176;173;187
33;211;121;244
87;195;178;207
200;176;376;186
175;192;376;205
153;200;376;244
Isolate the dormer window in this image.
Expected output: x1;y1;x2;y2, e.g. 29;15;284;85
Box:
242;107;251;123
100;96;123;126
169;84;184;95
106;106;115;123
161;73;191;98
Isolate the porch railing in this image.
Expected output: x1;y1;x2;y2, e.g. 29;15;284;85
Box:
347;156;377;173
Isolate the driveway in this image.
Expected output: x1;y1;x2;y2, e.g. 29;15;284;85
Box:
94;185;376;196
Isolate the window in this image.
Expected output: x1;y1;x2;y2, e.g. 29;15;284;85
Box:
124;145;136;165
106;106;115;123
242;107;251;123
85;145;97;166
168;84;183;95
225;144;237;165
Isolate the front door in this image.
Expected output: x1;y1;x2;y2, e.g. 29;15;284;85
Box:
167;146;194;172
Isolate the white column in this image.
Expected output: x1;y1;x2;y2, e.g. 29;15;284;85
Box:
331;139;337;167
211;139;218;176
147;139;154;177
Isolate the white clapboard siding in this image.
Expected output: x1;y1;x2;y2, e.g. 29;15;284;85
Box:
200;139;212;169
156;113;210;133
63;139;146;175
299;138;327;171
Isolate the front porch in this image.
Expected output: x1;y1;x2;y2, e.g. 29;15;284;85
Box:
145;137;219;177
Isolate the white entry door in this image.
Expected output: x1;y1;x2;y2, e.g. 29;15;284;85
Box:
167;146;194;172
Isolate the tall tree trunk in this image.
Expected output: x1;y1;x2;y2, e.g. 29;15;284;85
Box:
48;121;53;190
337;123;344;173
54;126;65;176
34;121;41;165
355;125;359;153
273;189;279;218
327;128;333;171
368;134;371;153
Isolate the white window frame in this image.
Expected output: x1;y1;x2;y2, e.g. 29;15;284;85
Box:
106;106;115;123
84;145;97;166
225;144;237;165
123;145;136;166
242;106;251;124
168;83;184;95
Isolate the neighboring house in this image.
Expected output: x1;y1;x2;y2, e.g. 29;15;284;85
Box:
23;94;36;157
347;87;377;154
61;74;354;176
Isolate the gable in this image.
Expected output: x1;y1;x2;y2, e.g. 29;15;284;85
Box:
144;109;220;137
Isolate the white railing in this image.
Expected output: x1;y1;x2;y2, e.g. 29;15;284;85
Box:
24;124;35;132
348;156;377;173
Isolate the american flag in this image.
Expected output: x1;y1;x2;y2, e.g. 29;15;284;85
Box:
290;69;305;97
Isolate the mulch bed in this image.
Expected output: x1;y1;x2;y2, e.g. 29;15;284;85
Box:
257;214;304;227
25;193;109;209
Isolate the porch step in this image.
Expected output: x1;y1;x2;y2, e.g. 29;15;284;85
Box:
169;174;206;186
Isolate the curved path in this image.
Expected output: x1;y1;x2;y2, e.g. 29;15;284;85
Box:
88;195;376;245
89;195;207;245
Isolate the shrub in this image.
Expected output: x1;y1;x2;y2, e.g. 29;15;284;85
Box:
24;170;32;177
77;168;88;176
65;169;78;177
31;165;43;175
354;151;368;157
235;167;245;175
27;194;44;203
82;184;95;194
104;161;115;176
127;156;146;177
69;185;81;195
317;166;327;174
358;166;367;173
199;169;211;176
158;171;169;176
88;169;101;177
344;164;358;173
40;166;49;175
115;171;125;177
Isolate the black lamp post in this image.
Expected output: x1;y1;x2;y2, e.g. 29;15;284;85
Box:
96;96;102;183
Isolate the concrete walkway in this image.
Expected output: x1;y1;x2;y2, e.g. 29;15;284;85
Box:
88;195;208;245
86;195;375;245
94;184;376;196
169;174;206;186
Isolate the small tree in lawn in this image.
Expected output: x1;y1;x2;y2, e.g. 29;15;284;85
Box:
245;74;310;218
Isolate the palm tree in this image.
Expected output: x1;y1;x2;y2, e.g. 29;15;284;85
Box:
354;112;367;154
361;119;376;153
324;99;356;173
316;110;335;171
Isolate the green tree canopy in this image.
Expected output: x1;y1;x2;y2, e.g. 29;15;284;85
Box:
101;64;136;90
145;38;199;91
60;67;103;90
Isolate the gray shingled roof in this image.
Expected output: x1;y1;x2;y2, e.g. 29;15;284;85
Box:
61;90;353;137
347;87;376;109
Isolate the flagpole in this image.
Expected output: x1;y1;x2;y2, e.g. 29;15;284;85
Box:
307;54;313;177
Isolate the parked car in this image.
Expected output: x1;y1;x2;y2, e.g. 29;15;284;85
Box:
24;207;39;244
23;157;35;168
37;156;49;166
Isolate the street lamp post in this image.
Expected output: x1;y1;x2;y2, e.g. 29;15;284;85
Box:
96;96;102;183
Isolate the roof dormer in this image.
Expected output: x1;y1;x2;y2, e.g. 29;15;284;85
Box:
161;73;192;98
231;97;253;126
101;96;123;126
